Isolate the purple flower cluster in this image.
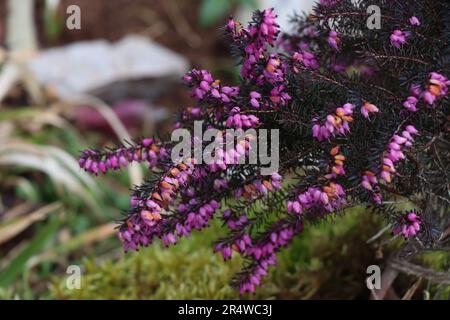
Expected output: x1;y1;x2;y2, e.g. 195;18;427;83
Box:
292;51;319;70
234;173;283;199
361;171;382;204
393;212;422;238
211;172;287;294
205;132;256;172
183;69;239;106
380;125;419;183
215;214;302;294
312;103;354;141
360;102;379;119
226;107;260;128
226;9;291;109
79;138;168;175
227;9;279;80
403;73;449;111
172;197;221;244
325;146;346;179
288;182;346;215
390;30;409;49
328;31;340;51
403;96;418;112
118;160;195;251
423;72;449;105
236;221;302;294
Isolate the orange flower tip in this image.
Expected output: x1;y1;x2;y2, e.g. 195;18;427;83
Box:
428;83;441;96
263;180;273;189
270;96;280;103
330;146;340;156
343;116;353;122
152;192;163;201
178;163;188;170
160;181;173;189
266;64;276;73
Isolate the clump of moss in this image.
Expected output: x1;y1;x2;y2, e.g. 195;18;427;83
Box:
50;225;243;299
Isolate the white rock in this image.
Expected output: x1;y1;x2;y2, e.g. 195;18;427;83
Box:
28;35;189;98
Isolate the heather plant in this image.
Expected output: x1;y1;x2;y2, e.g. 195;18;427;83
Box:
80;0;450;294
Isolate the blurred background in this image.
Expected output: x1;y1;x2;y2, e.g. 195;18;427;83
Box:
0;0;448;300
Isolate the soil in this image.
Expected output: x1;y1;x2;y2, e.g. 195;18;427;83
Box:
36;0;232;68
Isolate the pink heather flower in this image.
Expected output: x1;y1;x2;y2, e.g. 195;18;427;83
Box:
390;30;408;49
410;83;422;97
403;96;418;112
423;91;436;105
215;243;232;260
409;16;420;26
422;72;449;105
380;126;419;183
269;85;291;107
361;171;382;203
227;18;236;32
361;171;377;191
312;103;354;141
360;102;379;119
292;51;318;70
405;125;419;135
250;91;261;108
288;183;346;215
327;31;340;51
238;8;280;80
79;138;168;175
226;109;260;129
393;211;422;238
260;8;278;43
183;69;239;104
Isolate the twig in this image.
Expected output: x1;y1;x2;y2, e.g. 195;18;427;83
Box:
402;278;422;300
389;258;450;284
162;1;202;48
365;53;429;66
367;224;391;244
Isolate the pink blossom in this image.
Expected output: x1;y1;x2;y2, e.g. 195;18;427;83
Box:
390;30;408;49
409;16;420;26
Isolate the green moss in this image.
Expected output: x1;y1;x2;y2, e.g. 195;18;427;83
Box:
50;225;243;299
